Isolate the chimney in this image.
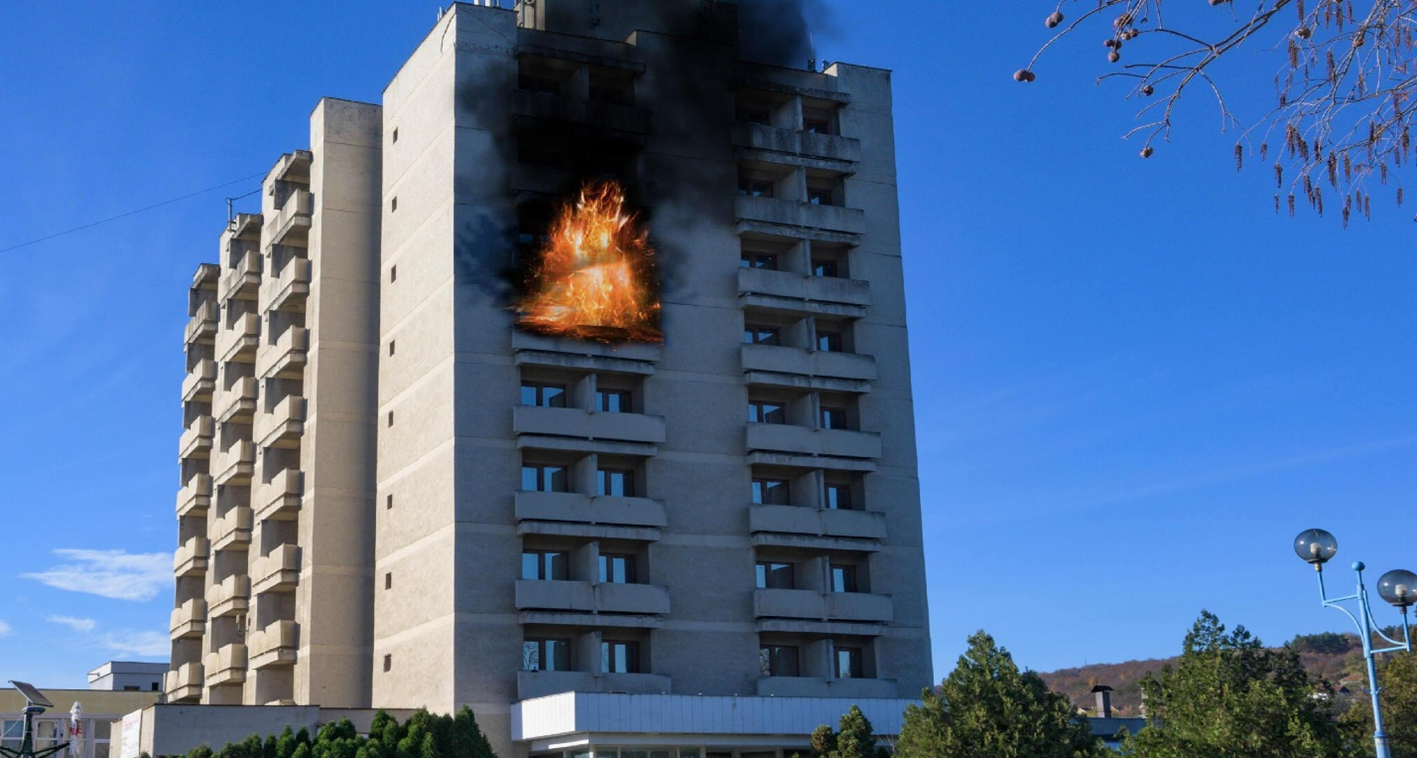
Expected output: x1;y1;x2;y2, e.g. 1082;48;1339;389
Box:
1091;685;1114;718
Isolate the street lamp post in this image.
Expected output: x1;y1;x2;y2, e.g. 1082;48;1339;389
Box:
1294;528;1417;758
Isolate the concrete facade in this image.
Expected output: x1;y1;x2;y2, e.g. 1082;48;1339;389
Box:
167;2;930;756
88;662;170;692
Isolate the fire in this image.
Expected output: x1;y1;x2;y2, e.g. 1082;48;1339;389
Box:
516;180;662;343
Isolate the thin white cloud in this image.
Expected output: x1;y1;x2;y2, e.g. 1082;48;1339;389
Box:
0;621;12;637
22;549;172;602
47;615;98;633
101;630;169;658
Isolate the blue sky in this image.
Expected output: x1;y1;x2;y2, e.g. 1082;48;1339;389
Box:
1;2;1413;688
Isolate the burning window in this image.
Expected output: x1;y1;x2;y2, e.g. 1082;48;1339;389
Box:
515;180;662;343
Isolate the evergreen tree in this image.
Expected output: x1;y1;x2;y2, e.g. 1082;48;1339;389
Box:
276;726;297;758
1341;649;1417;757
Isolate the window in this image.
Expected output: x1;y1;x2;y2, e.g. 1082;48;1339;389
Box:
385;572;393;590
600;553;637;584
755;561;794;589
825;483;854;510
602;640;641;674
748;400;786;424
811;258;840;278
597;388;632;413
390;265;397;282
759;645;800;677
389;340;396;356
743;325;780;346
523;638;571;671
803;118;833;135
737;107;771;125
820;406;849;430
392;196;398;212
831;564;858;593
752;478;791;505
737;175;775;198
807;187;833;205
740;251;779;270
388;411;395;427
386;494;394;510
598;468;635;497
835;646;864;679
817;330;844;352
521;463;569;492
521;382;567;408
383;654;392;672
392;128;399;143
522;549;569;581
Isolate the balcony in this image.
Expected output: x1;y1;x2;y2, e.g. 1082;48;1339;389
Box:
204;643;248;687
165;663;204;703
735;195;866;236
216;312;261;363
269;189;313;247
215;376;258;423
741;344;877;393
249;620;298;669
172;537;210;578
515;580;670;616
181;359;218;403
514;491;666;530
513;405;665;452
517;670;671;701
512;330;661;374
254;396;306;449
753;588;892;626
177;416;214;461
737;267;870;316
212;440;256;485
211;506;253;551
184;302;219;347
251;544;301;594
170;599;208;640
732;122;862;165
746;424;882;460
256;326;309;380
748;505;887;543
512;89;651;136
264;257;312;313
254;469;302;522
755;677;898;699
208;575;252;618
220;250;262;302
176;473;213;517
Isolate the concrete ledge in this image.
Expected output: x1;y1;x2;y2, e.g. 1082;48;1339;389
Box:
514;491;667;528
516;671;671;701
755;677;898;699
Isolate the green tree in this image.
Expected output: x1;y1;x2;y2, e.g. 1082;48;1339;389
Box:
1124;610;1349;758
1342;649;1417;757
798;705;884;758
896;630;1106;758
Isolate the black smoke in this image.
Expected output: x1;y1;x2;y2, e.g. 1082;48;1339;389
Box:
736;0;826;69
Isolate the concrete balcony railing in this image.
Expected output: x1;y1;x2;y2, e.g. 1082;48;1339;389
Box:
215;376;258;423
254;396;306;449
165;662;205;702
745;424;882;460
735;195;866;236
731;122;863;164
254;469;302;522
269;189;314;247
170;598;208;640
181;359;218;403
737;267;871;310
512;405;666;446
183;302;219;347
172;537;210;578
517;670;671;701
220;250;262;302
748;504;888;543
513;491;666;529
511;89;651;135
249;620;298;669
204;643;248;687
753;588;893;624
216;313;261;363
177;416;214;461
256;326;309;380
251;544;300;595
756;677;898;699
210;506;253;551
208;575;252;618
212;440;256;486
515;579;670;616
264;257;312;312
741;344;877;385
176;473;213;517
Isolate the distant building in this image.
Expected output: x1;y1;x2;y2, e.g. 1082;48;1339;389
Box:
1088;685;1145;751
0;683;159;758
88;662;168;693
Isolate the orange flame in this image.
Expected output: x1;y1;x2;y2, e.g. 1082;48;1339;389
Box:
516;180;662;343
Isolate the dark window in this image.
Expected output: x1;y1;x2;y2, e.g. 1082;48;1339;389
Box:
599;553;637;584
598;468;635;497
752;478;791;505
755;561;795;590
738;176;775;198
122;685;138;692
811;259;840;278
383;654;392;672
519;70;563;95
521;550;569;581
803;118;833;135
817;331;844;352
602;640;640;674
748;400;786;424
389;341;396;356
597;389;632;413
744;325;781;346
392;197;399;212
830;564;858;593
521;383;567;408
807;187;835;206
825;483;854;510
759;645;800;677
521;464;569;492
390;265;397;282
737;107;771;125
392;128;399;143
820;406;849;430
835;646;864;679
523;638;571;671
385;572;392;590
740;251;779;270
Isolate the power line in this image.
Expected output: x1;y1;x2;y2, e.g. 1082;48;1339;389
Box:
0;171;267;254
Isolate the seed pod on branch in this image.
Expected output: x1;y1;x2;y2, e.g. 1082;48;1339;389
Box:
1046;11;1064;28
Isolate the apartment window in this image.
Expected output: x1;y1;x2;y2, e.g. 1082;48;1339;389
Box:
755;561;794;590
602;640;640;674
807;187;833;205
752;478;791;506
825;483;854;510
390;265;397;282
383;654;392;672
743;325;781;346
385;572;393;590
386;494;393;510
522;463;569;492
523;638;571;671
596;388;632;413
817;330;844;352
737;175;775;198
740;251;779;270
521;550;569;581
811;258;840;278
759;645;800;677
392;197;399;212
830;564;859;593
820;406;849;430
599;553;637;584
388;411;395;427
835;647;864;679
803;118;833;135
392;128;399;143
521;382;567;408
748;400;786;424
388;341;396;356
598;468;635;497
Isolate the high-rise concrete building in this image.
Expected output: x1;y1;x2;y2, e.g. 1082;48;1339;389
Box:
165;2;931;756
